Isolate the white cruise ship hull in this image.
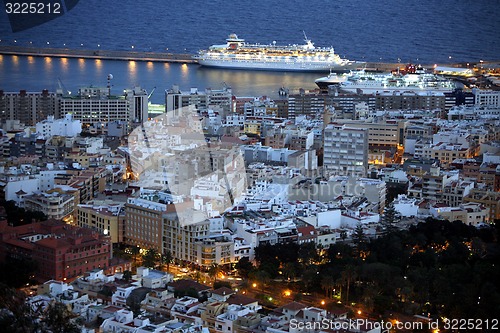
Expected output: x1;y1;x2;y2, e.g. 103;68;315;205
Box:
197;58;365;72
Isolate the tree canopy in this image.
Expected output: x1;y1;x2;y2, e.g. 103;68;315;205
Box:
250;218;500;318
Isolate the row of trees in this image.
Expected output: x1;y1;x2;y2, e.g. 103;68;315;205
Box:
239;217;500;319
0;283;80;333
0;200;48;227
114;246;227;282
113;247;174;272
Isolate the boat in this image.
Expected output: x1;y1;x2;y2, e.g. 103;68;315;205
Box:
315;72;349;89
315;69;369;89
337;70;457;94
193;33;365;72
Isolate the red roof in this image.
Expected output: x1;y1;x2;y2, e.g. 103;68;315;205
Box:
282;301;307;311
226;294;258;306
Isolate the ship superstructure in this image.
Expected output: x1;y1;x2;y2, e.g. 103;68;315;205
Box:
337;71;457;93
194;33;364;72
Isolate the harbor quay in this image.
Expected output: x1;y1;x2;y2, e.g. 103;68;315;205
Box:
1;45;493;71
0;45;196;63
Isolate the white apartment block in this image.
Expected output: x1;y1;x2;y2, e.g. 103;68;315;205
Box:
323;124;368;177
165;85;233;115
35;114;82;139
24;191;75;219
59;86;148;127
474;89;500;107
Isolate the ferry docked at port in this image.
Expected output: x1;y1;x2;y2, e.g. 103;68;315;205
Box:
193;33;365;72
316;64;457;93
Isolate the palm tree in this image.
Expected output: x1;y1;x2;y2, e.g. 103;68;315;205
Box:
162;250;173;273
208;263;220;283
282;262;297;281
193;270;202;283
130;245;141;267
341;265;357;305
142;248;159;268
321;275;336;299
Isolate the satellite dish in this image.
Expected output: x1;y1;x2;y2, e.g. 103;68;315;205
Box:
107;74;113;80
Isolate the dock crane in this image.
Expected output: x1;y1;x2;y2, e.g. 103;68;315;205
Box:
57;78;70;96
148;87;156;102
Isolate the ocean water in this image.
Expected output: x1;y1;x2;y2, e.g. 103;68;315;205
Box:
0;55;324;103
0;0;499;102
1;0;499;63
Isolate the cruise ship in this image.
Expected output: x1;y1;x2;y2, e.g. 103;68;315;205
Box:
194;33;365;72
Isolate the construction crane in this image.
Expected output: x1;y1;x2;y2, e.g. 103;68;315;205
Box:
148;87;156;102
57;78;70;95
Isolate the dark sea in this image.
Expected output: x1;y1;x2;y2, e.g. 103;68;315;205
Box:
1;0;499;103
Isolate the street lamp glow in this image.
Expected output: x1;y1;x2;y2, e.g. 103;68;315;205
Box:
357;310;362;315
252;283;257;288
321;300;325;305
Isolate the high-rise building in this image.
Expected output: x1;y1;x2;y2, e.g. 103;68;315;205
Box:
375;91;446;112
124;198;168;253
323;124;368;176
76;200;126;244
165;85;233;115
162;211;211;265
0;87;148;128
330;119;407;149
287;89;328;119
59;86;148;127
0;89;58;125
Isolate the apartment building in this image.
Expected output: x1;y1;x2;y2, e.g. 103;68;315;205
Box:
323;124;368;177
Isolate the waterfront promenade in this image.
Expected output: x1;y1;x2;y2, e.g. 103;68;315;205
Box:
0;45;196;63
